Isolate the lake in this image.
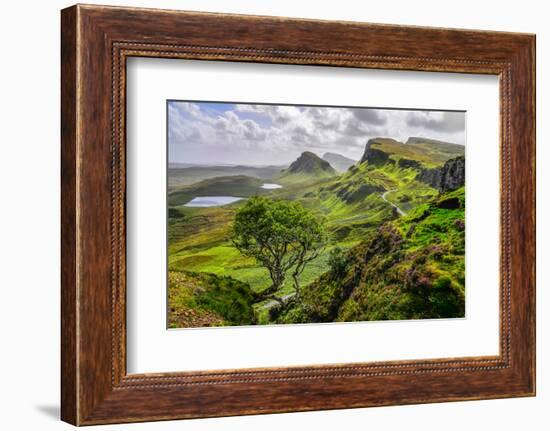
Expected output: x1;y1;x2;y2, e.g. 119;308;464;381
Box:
183;196;244;207
261;183;283;189
182;184;283;207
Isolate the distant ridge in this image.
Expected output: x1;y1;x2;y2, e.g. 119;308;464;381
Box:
406;137;461;146
360;137;464;168
322;152;357;173
167;164;288;189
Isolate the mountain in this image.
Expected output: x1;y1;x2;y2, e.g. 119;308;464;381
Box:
358;137;466;194
278;151;337;183
320;137;465;221
359;138;396;165
322;152;357;173
360;137;464;168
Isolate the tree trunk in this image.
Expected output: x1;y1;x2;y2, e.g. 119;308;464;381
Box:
255;268;284;302
292;270;301;301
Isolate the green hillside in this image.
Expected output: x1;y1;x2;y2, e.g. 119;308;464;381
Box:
168;271;257;328
275;187;466;323
167;137;465;326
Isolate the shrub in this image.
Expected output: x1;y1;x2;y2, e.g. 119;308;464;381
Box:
328;247;348;279
168;207;185;219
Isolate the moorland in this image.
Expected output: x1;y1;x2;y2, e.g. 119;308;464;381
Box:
167;137;466;328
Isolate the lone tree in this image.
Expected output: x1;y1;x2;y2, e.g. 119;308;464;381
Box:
232;197;327;302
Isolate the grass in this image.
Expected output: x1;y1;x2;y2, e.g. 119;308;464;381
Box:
276;187;465;324
168;271;256;328
167;141;465;327
168;159;438;303
170;237;356;296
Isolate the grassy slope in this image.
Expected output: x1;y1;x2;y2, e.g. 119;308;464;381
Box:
167;163;430;315
168;138;465;326
168;271;256;328
169;200;353;297
277;187;465;323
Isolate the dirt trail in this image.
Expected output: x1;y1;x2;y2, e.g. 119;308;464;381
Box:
381;189;406;216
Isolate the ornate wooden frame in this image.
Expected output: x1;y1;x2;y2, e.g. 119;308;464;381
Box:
61;4;535;425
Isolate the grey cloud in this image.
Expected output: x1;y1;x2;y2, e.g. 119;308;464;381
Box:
351;108;387;125
243;120;267;140
170;124;201;145
243;105;294;125
304;107;340;131
313;118;339;131
273;111;292;125
341;119;384;137
291;125;313;144
406;111;465;133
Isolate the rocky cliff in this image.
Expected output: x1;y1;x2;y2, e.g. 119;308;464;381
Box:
359;138;393;165
417;156;465;193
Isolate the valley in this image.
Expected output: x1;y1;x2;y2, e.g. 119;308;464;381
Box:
168;137;466;327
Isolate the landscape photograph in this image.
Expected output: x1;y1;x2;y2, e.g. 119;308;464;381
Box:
167;101;466;328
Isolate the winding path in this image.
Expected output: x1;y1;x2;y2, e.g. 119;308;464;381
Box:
381;189;406;216
261;292;296;309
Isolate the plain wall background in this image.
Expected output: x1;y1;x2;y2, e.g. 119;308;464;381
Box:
0;0;546;429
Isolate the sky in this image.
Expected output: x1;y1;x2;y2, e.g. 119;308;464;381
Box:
168;101;466;166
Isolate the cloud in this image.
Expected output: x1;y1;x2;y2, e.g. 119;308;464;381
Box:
406;111;465;133
168;102;465;165
236;104;298;126
168;103;203;145
352;108;387;125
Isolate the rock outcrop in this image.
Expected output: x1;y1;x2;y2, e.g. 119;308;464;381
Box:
398;158;422;169
360;139;392;165
285;151;336;175
417;156;465;193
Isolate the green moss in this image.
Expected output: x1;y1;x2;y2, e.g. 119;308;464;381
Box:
168;271;256;327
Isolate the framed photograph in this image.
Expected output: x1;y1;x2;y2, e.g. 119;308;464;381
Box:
61;4;535;425
164;100;467;330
